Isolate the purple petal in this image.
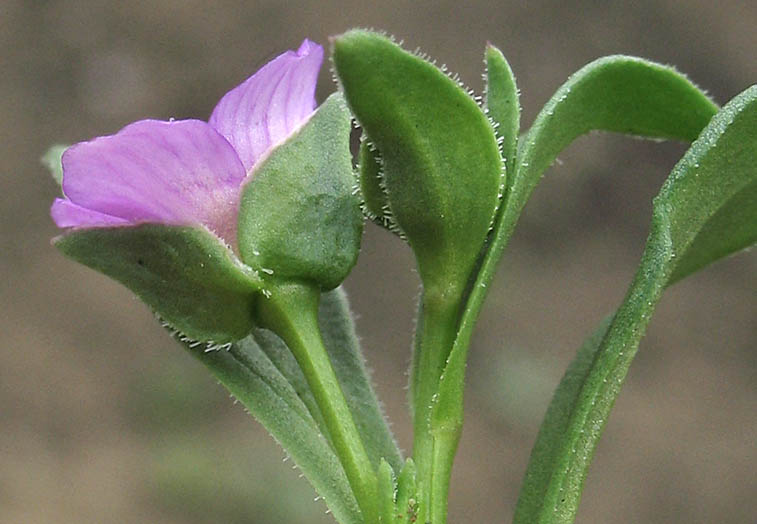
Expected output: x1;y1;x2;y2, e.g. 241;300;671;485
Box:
59;119;246;244
51;198;130;228
209;39;323;172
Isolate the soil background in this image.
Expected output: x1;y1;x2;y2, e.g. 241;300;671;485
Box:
1;1;755;523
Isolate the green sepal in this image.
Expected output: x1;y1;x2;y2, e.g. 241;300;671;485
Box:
42;144;68;187
333;29;503;289
514;86;757;524
55;224;262;343
178;333;362;524
485;44;520;176
238;93;363;290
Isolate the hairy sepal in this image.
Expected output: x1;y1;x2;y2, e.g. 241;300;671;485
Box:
55;224;262;343
238;93;363;291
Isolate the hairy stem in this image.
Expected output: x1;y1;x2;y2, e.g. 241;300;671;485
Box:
412;285;463;524
257;283;379;524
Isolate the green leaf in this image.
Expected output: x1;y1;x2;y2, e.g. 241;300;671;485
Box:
665;85;757;282
509;55;718;220
238;93;363;291
433;56;722;462
332;29;503;289
42;144;68;187
319;287;403;471
251;327;332;443
669;177;757;283
55;225;262;343
179;334;362;524
514;86;757;524
512;316;613;524
485;44;520;177
465;56;719;335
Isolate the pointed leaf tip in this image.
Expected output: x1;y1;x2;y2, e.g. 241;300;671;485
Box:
514;86;757;524
484;44;520;175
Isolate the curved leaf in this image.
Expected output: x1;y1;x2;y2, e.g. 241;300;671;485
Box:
665;85;757;282
434;56;722;458
514;85;757;524
510;55;718;218
473;56;719;327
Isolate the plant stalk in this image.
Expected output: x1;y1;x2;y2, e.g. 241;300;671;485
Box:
257;283;379;524
412;284;463;524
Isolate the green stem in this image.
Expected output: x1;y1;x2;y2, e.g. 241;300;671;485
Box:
412;285;463;524
429;429;461;524
257;283;379;524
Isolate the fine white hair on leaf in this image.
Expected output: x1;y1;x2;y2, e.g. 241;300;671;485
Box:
357;137;410;239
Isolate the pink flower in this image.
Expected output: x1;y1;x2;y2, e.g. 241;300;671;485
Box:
51;39;323;248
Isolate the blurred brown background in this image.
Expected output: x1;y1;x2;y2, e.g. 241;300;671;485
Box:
1;1;755;523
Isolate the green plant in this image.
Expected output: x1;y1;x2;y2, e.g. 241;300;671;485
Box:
49;30;755;523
